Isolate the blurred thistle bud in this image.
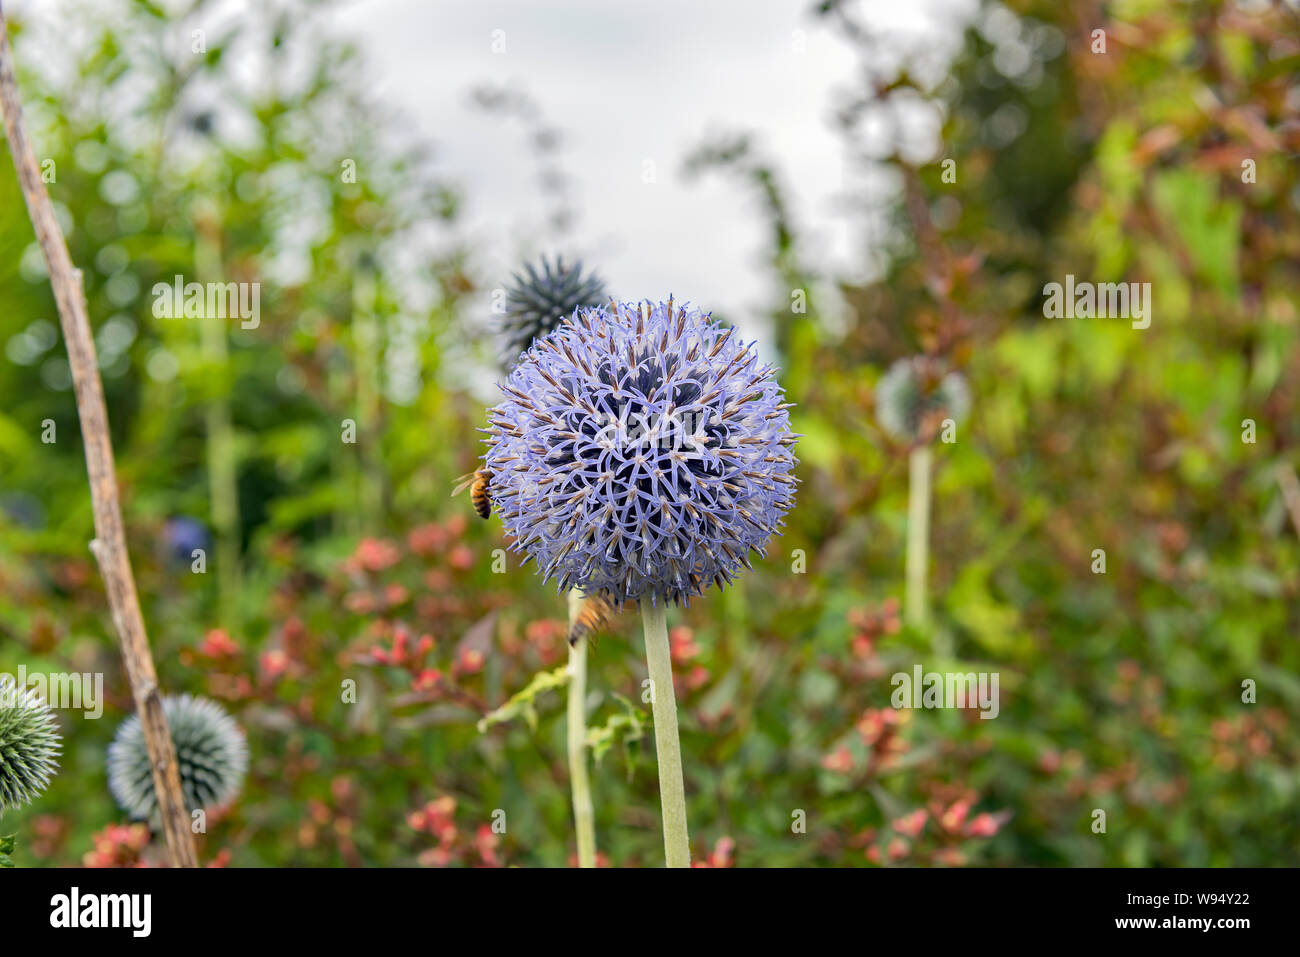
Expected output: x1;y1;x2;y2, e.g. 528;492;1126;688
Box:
0;675;61;812
0;491;46;531
874;356;970;443
108;694;247;822
483;298;798;606
162;515;210;565
499;254;608;368
185;110;217;137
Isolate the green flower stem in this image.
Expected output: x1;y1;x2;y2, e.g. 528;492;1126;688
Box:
566;588;596;868
351;257;383;529
196;215;242;633
640;599;690;867
905;443;932;632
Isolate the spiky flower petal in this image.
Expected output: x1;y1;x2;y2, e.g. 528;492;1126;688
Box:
484;298;798;606
107;694;247;821
875;356;970;442
0;676;61;812
499;255;608;367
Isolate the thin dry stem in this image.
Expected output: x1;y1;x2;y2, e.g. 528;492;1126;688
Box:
0;6;197;867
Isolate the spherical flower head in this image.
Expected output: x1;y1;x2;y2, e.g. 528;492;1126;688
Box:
0;676;61;812
499;254;609;369
875;356;970;442
107;694;247;822
483;298;798;606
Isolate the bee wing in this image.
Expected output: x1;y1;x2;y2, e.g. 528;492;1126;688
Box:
567;591;618;646
450;472;477;496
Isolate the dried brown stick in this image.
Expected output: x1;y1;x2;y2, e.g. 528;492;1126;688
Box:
0;5;197;867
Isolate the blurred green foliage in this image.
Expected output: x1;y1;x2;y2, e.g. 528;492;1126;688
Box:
0;0;1297;867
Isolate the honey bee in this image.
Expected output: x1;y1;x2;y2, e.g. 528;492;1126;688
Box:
568;591;617;647
451;469;493;519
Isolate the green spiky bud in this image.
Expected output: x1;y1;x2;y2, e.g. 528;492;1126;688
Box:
499;255;608;368
107;694;247;822
875;356;970;442
0;676;61;812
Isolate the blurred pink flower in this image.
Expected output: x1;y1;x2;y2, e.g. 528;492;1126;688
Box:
940;799;972;833
407;522;447;555
670;626;700;662
691;836;735;868
199;628;240;658
349;537;401;573
83;823;152;868
260;649;290;682
412;668;442;693
456;648;485;675
965;811;1009;838
821;746;854;773
892;809;928;839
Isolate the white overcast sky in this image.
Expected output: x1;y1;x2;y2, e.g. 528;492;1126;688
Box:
16;0;978;336
330;0;976;329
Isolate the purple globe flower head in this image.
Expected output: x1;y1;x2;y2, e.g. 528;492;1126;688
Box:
482;298;798;607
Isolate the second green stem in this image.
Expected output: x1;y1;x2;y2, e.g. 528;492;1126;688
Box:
567;588;596;867
905;444;932;632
